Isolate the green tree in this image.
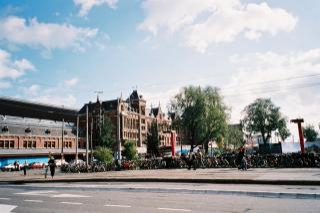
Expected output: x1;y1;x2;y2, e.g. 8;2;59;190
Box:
226;125;245;150
303;125;318;142
146;121;159;157
241;98;288;144
99;116;115;148
170;85;228;152
123;140;138;160
278;118;291;141
94;146;113;163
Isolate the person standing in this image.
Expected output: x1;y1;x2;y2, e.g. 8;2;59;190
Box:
48;157;56;178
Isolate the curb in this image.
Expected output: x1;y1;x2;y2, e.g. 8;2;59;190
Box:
1;178;320;186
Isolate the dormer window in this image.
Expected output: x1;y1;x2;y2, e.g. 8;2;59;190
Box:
2;126;9;132
45;129;51;134
25;127;31;133
64;130;68;135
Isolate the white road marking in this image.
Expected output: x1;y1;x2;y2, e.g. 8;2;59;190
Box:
0;204;17;213
51;194;91;198
15;190;56;196
0;198;11;200
24;200;43;203
60;202;83;205
104;204;131;208
157;207;192;212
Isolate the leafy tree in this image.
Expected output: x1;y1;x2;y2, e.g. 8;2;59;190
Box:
94;146;113;163
146;121;159;157
241;98;288;144
123;140;138;160
170;85;228;152
226;125;245;150
303;125;318;142
99;116;115;148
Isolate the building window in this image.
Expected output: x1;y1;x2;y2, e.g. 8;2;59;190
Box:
23;141;27;148
10;141;14;148
52;142;55;148
0;141;3;148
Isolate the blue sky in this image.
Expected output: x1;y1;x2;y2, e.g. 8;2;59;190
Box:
0;0;319;140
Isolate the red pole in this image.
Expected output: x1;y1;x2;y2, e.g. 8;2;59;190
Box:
171;131;176;157
291;118;305;154
297;123;305;154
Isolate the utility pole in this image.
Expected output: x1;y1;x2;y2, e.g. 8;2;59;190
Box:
90;118;93;163
76;115;79;162
117;98;121;161
61;118;64;161
86;105;89;167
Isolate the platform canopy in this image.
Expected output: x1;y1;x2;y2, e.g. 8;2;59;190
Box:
0;97;78;122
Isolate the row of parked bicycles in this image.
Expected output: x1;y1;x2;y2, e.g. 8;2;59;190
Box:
61;152;320;173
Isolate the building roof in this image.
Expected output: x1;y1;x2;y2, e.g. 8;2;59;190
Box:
78;99;119;114
0;97;77;122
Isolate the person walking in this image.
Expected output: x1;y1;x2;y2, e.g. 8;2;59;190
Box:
48;157;56;178
23;161;28;176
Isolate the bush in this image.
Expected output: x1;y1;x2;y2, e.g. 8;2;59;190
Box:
94;147;113;163
124;141;138;160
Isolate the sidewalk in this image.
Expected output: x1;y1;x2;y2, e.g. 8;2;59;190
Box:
1;168;320;185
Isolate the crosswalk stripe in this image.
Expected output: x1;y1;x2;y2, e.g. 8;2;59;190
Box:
157;207;192;212
0;204;17;213
24;200;43;203
60;202;82;205
0;198;11;200
104;204;131;208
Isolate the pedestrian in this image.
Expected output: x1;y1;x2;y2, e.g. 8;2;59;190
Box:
44;165;48;179
48;156;56;178
188;151;196;170
23;161;28;176
237;147;247;170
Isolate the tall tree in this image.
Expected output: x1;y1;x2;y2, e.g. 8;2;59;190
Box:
303;125;318;142
170;85;228;152
146;121;159;157
241;98;288;144
99;116;115;148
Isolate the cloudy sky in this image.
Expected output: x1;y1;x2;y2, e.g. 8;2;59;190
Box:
0;0;319;140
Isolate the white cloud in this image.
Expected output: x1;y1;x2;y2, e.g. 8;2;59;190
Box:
0;16;98;51
0;48;35;80
24;84;40;96
32;94;77;108
65;77;79;87
74;0;118;17
139;0;297;53
224;48;320;140
0;81;11;89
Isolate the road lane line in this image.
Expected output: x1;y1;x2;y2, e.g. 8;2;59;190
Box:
157;207;191;212
60;202;82;205
104;204;131;208
0;198;11;200
24;200;43;203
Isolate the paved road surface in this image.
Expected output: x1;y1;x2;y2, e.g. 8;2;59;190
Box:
1;182;320;213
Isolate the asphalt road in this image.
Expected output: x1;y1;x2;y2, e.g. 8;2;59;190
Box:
1;183;320;213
